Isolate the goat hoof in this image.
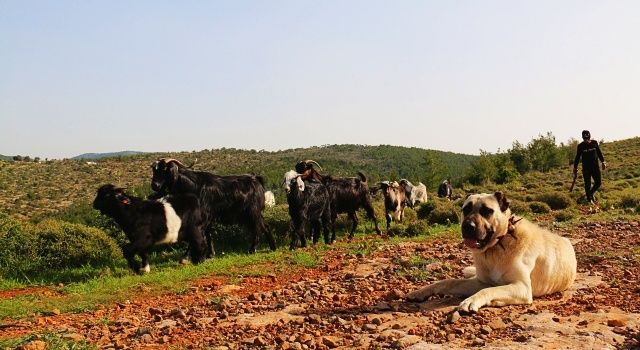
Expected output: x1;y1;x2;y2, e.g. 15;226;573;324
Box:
180;258;190;265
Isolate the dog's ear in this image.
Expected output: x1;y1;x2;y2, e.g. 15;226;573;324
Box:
494;191;510;212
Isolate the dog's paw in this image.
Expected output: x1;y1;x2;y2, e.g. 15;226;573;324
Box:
458;296;484;313
406;287;432;302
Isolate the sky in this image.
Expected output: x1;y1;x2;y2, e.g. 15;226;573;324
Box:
1;1;639;159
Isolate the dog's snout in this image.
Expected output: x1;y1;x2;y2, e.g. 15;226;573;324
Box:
462;219;476;237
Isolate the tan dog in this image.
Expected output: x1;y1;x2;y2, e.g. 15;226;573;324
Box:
406;191;577;312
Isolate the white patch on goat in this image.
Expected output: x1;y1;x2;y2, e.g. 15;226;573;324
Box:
157;199;181;244
141;264;151;273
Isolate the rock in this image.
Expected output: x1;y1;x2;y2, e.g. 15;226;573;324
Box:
157;319;177;329
363;323;378;331
308;314;322;324
488;319;508;330
136;327;152;337
18;340;47;350
149;307;163;315
254;336;269;346
140;334;153;343
248;293;263;302
50;308;61;316
386;289;405;301
171;308;187;319
375;301;392;311
607;319;627;327
480;326;492;335
62;333;84;342
322;336;341;348
448;311;461;324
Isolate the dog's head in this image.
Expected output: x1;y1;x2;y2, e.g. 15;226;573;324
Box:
460;191;511;252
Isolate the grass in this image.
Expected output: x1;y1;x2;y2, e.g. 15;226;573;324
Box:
0;333;94;350
0;248;308;319
0;228;460;321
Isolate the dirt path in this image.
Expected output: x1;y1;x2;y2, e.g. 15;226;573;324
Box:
2;220;640;349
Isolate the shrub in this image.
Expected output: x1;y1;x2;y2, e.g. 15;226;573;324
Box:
404;220;430;236
529;201;551;214
508;199;529;215
0;218;121;278
619;194;640;209
535;192;572;210
427;203;459;225
554;209;576;222
416;201;437;219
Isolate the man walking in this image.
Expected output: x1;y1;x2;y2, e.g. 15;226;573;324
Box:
573;130;606;204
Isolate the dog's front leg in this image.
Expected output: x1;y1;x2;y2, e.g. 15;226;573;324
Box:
458;281;532;312
406;278;490;302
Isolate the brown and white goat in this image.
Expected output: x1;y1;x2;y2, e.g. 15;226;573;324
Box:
372;181;407;232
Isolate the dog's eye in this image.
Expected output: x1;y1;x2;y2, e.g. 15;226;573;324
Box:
462;204;472;216
479;206;494;217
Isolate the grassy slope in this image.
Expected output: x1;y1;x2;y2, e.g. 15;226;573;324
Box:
0;145;476;220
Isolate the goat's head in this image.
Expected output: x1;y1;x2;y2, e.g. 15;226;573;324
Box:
93;184;130;214
283;170;305;194
150;158;186;192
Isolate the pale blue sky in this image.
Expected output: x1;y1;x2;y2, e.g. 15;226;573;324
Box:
1;1;639;159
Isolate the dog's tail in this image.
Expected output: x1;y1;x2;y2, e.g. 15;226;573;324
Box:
462;266;476;279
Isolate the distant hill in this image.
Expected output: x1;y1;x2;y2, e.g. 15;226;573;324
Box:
0;154;11;161
72;151;145;160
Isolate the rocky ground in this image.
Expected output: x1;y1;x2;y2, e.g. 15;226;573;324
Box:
2;220;640;349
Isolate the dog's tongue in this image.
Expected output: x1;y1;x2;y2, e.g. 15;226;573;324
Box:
464;238;481;249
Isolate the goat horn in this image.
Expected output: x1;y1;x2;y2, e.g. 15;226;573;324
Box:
304;159;323;171
161;158;187;167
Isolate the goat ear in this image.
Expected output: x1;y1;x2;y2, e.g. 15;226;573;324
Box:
168;162;180;182
494;191;510;212
296;177;305;192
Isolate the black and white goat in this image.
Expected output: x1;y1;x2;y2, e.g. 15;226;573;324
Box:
437;179;453;200
295;160;381;239
93;184;206;273
150;158;276;255
399;179;428;207
372;181;407;232
283;170;333;249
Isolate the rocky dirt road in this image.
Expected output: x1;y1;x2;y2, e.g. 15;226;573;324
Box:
3;220;640;349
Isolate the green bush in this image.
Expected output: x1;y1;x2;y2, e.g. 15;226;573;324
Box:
427;203;459;225
534;192;572;210
416;201;437;219
508;199;529;215
404;220;430;236
0;218;122;278
619;194;640;209
48;201;127;246
554;209;576;222
529;201;551;214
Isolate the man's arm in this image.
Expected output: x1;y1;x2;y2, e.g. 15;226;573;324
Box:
595;141;606;169
573;143;583;173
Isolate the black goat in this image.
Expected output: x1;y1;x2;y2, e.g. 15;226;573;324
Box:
295;160;381;239
283;170;333;249
150;158;276;255
93;184;206;273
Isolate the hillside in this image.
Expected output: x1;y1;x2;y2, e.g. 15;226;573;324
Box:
0;155;11;161
72;151;145;160
0;144;476;220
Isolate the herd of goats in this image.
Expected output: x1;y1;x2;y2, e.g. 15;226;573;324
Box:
92;159;454;274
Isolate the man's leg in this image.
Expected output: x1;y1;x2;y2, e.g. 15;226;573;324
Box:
590;168;602;201
583;171;593;201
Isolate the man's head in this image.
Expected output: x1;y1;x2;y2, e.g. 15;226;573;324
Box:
582;130;591;141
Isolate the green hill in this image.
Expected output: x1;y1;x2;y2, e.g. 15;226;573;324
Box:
0;144;476;220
